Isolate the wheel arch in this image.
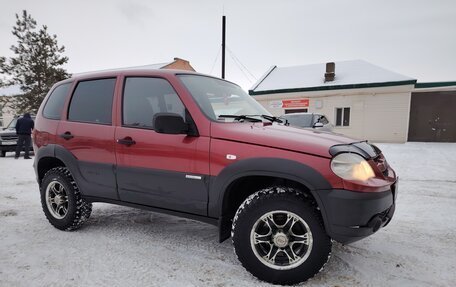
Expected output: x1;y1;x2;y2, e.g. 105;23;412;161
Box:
37;156;66;183
209;157;332;242
35;144;83;187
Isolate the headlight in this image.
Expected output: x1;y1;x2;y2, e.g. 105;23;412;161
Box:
330;153;375;181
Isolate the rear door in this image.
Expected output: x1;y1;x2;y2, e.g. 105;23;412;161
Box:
114;76;209;215
56;77;118;199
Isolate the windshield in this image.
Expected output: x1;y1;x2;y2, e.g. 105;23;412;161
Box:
6;118;17;129
178;75;271;122
5;116;36;129
282;114;314;127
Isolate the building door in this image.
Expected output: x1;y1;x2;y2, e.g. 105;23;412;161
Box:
408;91;456;142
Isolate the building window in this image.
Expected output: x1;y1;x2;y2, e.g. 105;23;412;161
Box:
285;108;308;114
335;107;350;126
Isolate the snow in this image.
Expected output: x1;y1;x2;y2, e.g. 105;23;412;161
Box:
0;85;22;97
1;142;456;287
250;60;416;92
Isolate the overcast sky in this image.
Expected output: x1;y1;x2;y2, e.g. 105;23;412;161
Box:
1;0;455;90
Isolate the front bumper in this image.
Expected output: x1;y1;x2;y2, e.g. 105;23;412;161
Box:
0;143;34;153
316;180;398;244
0;143;18;152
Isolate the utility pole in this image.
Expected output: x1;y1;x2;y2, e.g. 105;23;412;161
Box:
222;15;226;79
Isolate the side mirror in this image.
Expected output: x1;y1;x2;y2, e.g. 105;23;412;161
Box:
153;113;188;135
313;122;324;128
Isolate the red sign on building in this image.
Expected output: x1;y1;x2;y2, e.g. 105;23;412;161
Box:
281;99;309;108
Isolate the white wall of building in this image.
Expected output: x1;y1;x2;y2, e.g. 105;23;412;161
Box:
0;99;15;128
0;85;21;128
253;85;414;143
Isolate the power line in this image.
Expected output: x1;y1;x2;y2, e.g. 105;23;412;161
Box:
210;45;222;75
228;51;254;84
226;46;258;82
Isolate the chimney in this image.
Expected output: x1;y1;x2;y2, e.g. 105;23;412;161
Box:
325;62;335;82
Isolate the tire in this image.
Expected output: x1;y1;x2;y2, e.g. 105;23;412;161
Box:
0;151;6;157
40;167;92;231
232;186;332;285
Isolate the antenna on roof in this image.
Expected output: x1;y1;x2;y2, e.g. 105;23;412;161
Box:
222;15;226;79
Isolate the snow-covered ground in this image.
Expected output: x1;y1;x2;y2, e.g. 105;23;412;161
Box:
1;142;455;287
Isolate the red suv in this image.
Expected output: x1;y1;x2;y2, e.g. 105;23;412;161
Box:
33;69;397;285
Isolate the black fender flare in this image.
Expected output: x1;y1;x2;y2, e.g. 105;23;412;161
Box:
34;144;56;182
208;157;333;241
38;144;118;200
35;144;86;191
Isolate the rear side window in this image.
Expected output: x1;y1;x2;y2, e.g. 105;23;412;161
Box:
68;78;116;124
316;115;329;125
284;114;313;127
43;83;71;119
122;77;185;129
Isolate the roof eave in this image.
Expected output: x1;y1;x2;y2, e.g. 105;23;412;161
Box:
415;81;456;89
249;65;277;91
249;79;417;96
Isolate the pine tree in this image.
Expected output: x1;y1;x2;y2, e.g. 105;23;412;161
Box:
0;10;70;113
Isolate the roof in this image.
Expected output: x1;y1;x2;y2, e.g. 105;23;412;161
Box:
249;60;417;95
66;69;201;84
72;62;174;77
72;57;195;77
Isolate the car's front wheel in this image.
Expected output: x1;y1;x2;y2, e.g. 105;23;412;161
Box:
40;167;92;231
232;186;331;285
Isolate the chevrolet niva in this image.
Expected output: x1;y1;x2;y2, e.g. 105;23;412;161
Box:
33;69;397;285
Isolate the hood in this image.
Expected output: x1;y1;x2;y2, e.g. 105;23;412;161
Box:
0;128;17;136
211;122;357;158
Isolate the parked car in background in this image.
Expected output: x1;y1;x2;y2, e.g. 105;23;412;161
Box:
281;112;333;132
0;115;36;157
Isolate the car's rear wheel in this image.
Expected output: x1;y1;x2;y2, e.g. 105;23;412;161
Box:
40;167;92;231
0;151;6;157
232;186;331;285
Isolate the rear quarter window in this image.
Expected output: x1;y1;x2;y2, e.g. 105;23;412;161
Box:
43;83;71;120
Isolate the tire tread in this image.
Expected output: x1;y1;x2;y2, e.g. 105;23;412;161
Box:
231;186;332;285
41;167;92;231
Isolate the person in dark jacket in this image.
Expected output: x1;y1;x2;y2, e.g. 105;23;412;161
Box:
15;113;34;159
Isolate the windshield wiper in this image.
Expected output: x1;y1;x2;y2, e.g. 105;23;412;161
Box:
218;114;286;124
260;114;284;123
218;115;262;122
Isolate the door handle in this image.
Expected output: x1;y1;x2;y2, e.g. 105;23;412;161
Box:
60;132;74;140
117;137;136;146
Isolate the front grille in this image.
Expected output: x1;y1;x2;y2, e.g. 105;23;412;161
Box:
1;135;18;141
